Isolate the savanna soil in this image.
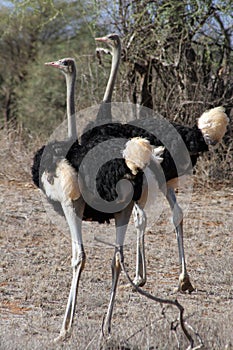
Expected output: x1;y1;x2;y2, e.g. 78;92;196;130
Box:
0;178;233;350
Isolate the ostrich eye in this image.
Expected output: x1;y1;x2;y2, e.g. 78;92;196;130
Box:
109;34;117;41
63;61;68;66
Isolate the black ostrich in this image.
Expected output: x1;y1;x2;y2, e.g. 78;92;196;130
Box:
31;56;164;341
80;34;229;292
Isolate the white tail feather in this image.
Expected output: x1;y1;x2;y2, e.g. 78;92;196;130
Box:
198;106;229;144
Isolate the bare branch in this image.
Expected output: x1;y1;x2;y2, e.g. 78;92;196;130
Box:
118;249;195;349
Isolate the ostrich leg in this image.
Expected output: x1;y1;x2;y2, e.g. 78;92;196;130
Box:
55;197;85;341
166;187;194;293
102;202;134;337
133;203;147;287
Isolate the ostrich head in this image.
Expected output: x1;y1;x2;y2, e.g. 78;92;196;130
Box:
45;58;76;75
95;33;121;51
197;106;229;145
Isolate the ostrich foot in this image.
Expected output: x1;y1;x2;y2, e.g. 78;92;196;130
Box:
133;276;146;288
177;273;195;293
118;276;146;291
54;329;71;343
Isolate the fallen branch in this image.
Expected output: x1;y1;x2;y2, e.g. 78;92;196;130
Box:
94;238;203;349
118;250;199;350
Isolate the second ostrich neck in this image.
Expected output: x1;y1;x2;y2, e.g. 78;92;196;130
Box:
66;72;77;140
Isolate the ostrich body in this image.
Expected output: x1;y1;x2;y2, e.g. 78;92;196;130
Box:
80;107;229;292
32;57;163;340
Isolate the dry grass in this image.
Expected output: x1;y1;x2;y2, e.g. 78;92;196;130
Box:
0;129;233;349
0;126;40;184
193;138;233;187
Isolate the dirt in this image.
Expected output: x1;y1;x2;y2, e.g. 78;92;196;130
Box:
0;179;233;350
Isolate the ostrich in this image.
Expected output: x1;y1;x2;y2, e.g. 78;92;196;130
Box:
80;33;229;292
32;57;164;340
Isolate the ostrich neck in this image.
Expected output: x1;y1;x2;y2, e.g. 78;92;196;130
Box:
102;45;121;103
66;71;77;140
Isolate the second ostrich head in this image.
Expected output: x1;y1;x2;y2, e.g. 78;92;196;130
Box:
95;33;121;54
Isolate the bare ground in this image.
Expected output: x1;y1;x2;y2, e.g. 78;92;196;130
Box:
0;177;233;350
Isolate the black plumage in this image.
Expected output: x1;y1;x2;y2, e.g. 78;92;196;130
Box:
32;117;208;225
81;118;209;183
32;113;210;228
32;133;145;223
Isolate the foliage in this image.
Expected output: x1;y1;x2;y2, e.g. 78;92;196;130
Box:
0;0;232;141
100;0;233;124
0;0;103;136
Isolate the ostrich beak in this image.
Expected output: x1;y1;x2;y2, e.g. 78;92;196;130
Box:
45;61;61;68
95;36;108;43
